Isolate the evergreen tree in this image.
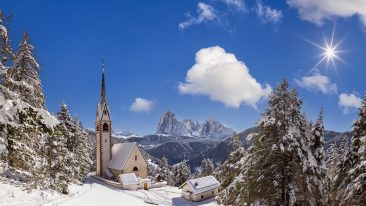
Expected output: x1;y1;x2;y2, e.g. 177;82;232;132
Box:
7;106;50;189
159;157;169;181
217;134;248;205
72;117;92;181
6;32;45;108
56;103;75;152
172;161;191;187
333;136;351;204
306;109;327;205
46;125;71;194
0;10;14;66
249;80;308;205
200;158;215;177
325;141;340;205
342;95;366;204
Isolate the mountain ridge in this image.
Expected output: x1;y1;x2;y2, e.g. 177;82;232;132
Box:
156;111;235;139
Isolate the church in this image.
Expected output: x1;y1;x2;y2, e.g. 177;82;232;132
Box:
95;63;148;180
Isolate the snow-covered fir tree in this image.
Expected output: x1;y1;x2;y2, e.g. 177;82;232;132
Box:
325;141;340;204
247;80;311;205
158;157;169;181
331;136;350;205
306;109;327;205
5;32;45;109
217;133;249;205
199;158;214;177
0;10;14;66
72;117;92;182
46;124;71;193
171;160;191;187
341;95;366;204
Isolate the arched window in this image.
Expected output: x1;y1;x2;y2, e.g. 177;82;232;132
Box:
133;167;138;171
135;155;137;161
103;123;109;131
96;124;100;131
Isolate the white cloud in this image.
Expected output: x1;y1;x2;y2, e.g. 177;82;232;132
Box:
295;73;337;94
179;2;218;30
130;98;154;113
256;1;283;24
221;0;245;11
338;93;362;114
178;46;272;108
286;0;366;27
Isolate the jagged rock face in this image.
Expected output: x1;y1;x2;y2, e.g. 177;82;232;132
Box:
156;111;235;139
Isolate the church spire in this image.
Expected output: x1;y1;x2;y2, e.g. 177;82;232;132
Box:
101;59;106;102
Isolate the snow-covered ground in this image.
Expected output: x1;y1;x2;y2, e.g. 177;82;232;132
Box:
0;177;218;206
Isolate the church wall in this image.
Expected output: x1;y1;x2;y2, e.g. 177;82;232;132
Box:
123;146;148;178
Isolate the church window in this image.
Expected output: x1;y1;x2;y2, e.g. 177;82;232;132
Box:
103;123;109;131
105;139;107;143
96;124;99;131
135;155;137;161
133;167;138;171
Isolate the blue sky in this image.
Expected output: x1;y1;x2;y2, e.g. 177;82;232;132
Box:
2;0;366;134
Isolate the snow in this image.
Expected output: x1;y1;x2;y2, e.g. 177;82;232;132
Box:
0;99;59;128
0;176;219;206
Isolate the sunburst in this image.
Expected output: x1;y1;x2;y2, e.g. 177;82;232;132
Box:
305;27;344;73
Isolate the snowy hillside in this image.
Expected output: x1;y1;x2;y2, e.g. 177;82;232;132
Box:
156;111;235;139
0;176;219;206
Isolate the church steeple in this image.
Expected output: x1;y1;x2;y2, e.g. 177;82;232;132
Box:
96;59;112;178
101;60;106;102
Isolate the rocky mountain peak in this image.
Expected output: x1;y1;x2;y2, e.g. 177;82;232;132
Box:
155;111;235;139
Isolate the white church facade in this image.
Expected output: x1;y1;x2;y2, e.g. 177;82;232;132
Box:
95;63;148;180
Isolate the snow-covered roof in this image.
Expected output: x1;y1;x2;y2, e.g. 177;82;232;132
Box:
118;173;139;185
108;142;137;170
181;176;220;195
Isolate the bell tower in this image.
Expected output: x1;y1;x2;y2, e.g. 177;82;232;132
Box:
96;61;112;177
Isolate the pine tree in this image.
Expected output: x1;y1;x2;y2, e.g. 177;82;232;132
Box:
46;125;71;194
159;157;169;181
217;134;248;205
200;158;214;177
72;117;92;181
56;103;77;182
333;136;351;204
172;161;191;187
56;103;75;152
342;95;366;204
7;106;51;189
5;32;45;108
306;109;327;205
0;10;14;66
217;134;246;189
325;141;339;205
249;80;308;205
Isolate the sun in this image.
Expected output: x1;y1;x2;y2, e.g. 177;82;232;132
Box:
325;45;336;60
304;27;344;72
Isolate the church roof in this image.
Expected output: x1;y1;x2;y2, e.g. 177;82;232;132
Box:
180;176;220;195
108;142;138;170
